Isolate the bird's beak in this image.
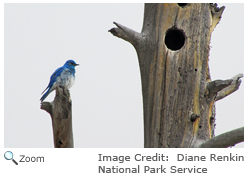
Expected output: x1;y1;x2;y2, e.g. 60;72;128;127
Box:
75;63;79;66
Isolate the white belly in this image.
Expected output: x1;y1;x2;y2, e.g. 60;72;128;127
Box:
56;69;75;90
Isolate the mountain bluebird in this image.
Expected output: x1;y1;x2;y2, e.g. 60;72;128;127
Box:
40;60;79;102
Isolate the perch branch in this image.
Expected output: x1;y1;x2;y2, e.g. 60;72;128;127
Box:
198;127;244;148
215;73;243;101
108;22;142;46
40;87;74;148
210;3;225;32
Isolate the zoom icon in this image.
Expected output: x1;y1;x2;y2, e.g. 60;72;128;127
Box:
4;151;18;165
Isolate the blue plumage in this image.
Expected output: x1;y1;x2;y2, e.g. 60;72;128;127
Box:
40;60;79;102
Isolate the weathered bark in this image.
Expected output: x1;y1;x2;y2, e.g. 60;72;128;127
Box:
109;3;243;148
41;87;74;148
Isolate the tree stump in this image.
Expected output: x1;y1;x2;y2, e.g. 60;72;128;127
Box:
41;87;74;148
109;3;243;148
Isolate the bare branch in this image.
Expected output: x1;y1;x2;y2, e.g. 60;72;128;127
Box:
206;73;243;100
215;73;243;101
206;79;232;98
108;22;142;46
198;127;244;148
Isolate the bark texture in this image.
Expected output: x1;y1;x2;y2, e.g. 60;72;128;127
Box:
41;87;74;148
109;3;243;148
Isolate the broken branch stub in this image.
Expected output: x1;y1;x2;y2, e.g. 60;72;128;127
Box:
215;73;243;101
40;87;74;148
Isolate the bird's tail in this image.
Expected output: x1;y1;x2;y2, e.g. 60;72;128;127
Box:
40;88;51;102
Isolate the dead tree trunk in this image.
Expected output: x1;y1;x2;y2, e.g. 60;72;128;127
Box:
109;3;243;148
41;87;74;148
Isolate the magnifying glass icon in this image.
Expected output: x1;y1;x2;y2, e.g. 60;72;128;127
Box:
4;151;18;165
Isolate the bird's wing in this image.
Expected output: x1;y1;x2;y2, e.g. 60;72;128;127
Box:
50;66;64;81
41;66;65;94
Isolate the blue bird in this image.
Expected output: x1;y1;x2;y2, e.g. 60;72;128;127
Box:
40;60;79;102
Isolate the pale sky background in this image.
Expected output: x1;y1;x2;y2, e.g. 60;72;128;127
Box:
4;3;244;148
